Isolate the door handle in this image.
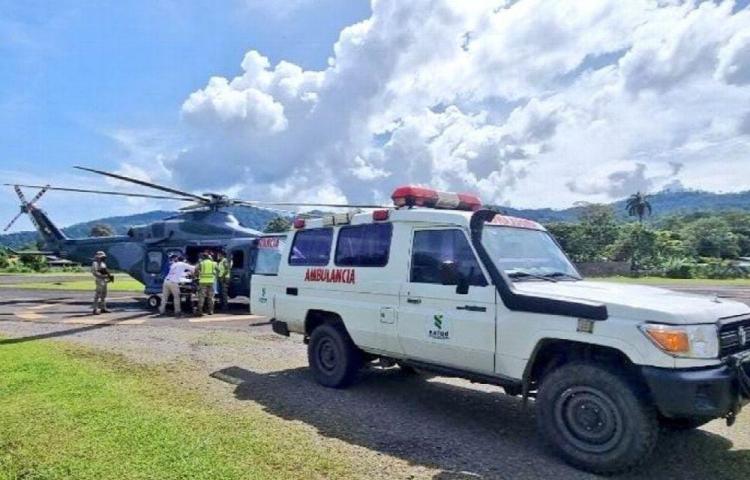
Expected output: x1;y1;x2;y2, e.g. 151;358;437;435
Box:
456;305;486;312
286;287;298;296
406;297;421;304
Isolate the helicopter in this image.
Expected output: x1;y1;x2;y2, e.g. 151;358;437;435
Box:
4;166;382;308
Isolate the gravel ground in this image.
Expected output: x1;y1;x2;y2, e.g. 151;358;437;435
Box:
1;286;749;479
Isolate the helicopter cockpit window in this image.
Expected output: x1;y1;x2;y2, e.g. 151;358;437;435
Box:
146;251;163;274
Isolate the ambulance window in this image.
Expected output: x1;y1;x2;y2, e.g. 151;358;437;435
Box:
255;236;285;275
289;228;333;266
410;229;487;286
335;223;392;267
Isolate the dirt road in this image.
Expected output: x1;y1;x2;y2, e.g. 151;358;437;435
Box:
0;283;749;479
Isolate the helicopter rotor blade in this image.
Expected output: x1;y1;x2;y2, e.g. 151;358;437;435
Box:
3;211;24;232
178;203;209;211
74;166;209;202
4;184;195;201
233;200;388;209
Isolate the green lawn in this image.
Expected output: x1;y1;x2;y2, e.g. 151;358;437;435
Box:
590;276;750;286
0;275;143;292
0;340;353;480
0;272;89;276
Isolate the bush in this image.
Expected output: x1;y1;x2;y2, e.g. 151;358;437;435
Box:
662;258;695;279
693;259;748;279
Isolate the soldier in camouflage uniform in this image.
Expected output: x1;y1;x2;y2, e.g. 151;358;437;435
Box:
91;251;110;315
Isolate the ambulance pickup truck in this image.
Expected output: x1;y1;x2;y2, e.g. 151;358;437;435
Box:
251;186;750;474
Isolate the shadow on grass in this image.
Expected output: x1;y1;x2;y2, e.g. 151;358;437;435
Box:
211;365;749;480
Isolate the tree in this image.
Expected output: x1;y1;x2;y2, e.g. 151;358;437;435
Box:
546;205;620;263
264;217;292;233
0;248;9;270
626;191;652;223
90;223;115;237
18;243;48;272
680;218;740;259
608;223;658;271
721;212;750;257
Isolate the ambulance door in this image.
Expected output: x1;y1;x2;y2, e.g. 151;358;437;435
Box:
398;227;496;374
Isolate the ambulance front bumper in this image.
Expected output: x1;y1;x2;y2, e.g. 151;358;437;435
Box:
641;352;750;421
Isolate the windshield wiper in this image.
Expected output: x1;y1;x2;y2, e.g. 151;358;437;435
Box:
507;271;558;282
542;272;581;281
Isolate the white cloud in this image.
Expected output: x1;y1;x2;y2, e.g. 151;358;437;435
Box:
717;29;750;85
148;0;750;209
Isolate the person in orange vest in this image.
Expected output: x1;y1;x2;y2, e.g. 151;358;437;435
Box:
194;251;217;316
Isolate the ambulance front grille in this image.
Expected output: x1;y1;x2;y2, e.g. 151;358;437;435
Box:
719;314;750;357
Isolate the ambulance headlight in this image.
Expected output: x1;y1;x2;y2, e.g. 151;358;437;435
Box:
639;323;719;359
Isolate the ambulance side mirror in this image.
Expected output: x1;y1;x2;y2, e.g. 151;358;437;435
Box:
440;261;469;295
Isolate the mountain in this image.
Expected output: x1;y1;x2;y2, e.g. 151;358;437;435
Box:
2;189;750;248
495;189;750;223
0;207;284;249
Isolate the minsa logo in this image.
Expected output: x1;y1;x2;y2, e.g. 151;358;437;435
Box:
428;314;449;340
304;268;356;284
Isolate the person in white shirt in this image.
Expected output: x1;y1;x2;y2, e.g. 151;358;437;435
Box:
159;255;195;317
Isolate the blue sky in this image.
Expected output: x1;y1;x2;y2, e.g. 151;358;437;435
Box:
0;0;370;229
2;1;749;233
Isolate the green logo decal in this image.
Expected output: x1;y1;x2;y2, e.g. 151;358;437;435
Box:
433;314;443;330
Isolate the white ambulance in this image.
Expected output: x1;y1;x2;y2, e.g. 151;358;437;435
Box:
251;185;750;474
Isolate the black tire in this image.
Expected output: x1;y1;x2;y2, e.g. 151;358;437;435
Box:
659;416;711;431
147;295;161;309
307;323;363;388
536;362;658;475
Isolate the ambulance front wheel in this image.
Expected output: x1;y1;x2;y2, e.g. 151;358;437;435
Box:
147;295;161;309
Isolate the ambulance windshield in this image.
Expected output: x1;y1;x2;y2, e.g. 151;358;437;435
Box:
481;226;580;281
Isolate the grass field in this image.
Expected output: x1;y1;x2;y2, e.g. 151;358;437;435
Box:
591;276;750;286
0;339;354;480
0;274;143;292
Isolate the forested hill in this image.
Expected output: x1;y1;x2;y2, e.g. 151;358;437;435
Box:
2;189;749;248
499;189;750;223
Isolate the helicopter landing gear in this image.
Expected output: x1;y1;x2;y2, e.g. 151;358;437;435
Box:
147;295;161;309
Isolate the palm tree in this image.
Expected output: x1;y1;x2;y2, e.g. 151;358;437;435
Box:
626;191;652;223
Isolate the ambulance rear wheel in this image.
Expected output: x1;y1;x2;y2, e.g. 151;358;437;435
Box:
147;295;161;309
308;323;362;388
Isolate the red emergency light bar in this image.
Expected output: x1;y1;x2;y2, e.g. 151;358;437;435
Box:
391;185;482;211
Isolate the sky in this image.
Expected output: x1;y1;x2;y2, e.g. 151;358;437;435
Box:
1;0;749;232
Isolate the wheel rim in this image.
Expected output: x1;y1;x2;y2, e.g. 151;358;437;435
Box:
553;386;624;453
316;337;338;373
